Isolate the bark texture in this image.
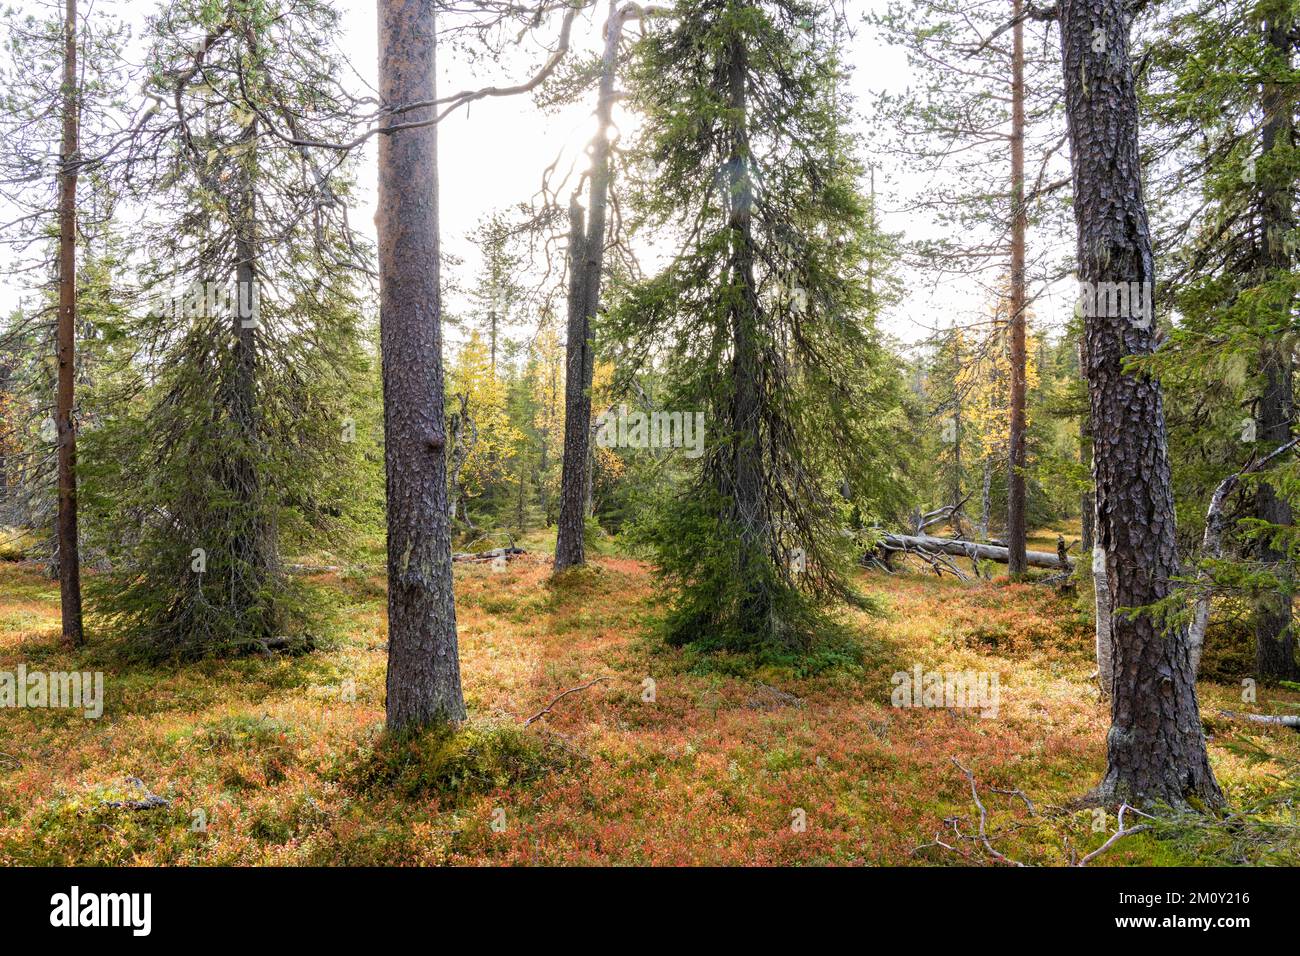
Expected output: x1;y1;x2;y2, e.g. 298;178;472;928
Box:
554;198;590;570
56;0;83;645
1058;0;1222;808
377;0;465;729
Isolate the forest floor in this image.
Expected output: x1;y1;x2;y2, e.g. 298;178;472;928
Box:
1;529;1298;866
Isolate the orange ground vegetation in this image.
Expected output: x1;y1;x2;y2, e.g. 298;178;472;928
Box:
0;550;1296;866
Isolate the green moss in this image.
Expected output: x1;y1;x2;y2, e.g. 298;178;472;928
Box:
341;719;574;802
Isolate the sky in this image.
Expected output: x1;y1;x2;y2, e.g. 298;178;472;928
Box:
2;0;1080;350
331;0;1078;349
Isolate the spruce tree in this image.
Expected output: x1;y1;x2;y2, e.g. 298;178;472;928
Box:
616;0;906;653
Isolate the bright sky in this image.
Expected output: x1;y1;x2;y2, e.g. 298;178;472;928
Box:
330;0;1078;349
2;0;1079;349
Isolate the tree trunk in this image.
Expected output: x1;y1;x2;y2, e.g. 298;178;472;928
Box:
1187;438;1300;678
554;198;590;570
377;0;465;729
1080;401;1095;554
224;117;275;622
979;456;992;538
1006;0;1028;578
950;390;964;533
1057;0;1222;808
1092;538;1113;695
1081;331;1107;685
554;0;624;572
55;0;83;646
1254;344;1295;681
724;35;778;637
1253;5;1297;681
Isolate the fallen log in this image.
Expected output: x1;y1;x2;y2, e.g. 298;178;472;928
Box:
284;548;528;574
1219;710;1300;732
878;534;1073;571
453;546;527;563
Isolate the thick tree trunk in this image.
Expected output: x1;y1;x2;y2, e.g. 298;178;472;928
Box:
554;0;624;572
1006;0;1028;578
55;0;83;646
1253;7;1297;681
1058;0;1222;808
377;0;465;729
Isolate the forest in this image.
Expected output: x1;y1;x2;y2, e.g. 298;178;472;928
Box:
0;0;1297;880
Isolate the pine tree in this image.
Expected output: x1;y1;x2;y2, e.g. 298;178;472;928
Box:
0;0;128;640
1055;0;1223;809
377;0;465;728
870;0;1075;576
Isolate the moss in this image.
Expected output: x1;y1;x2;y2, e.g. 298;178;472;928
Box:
341;719;574;803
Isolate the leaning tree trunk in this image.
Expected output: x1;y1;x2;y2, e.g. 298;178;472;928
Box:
377;0;465;729
1006;0;1028;578
55;0;83;646
1253;5;1297;681
1058;0;1222;808
554;1;625;572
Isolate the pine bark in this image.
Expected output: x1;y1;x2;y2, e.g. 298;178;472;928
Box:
554;198;590;570
55;0;83;646
1057;0;1222;808
1006;0;1029;578
377;0;465;729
